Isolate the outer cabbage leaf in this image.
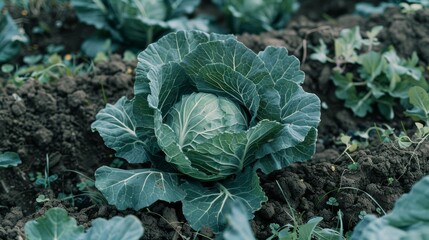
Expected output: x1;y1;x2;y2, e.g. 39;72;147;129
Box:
219;201;256;240
82;215;144;240
351;175;429;240
25;208;84;240
258;46;305;84
135;30;234;95
91;97;151;163
0;13;28;62
95;166;186;210
181;168;267;232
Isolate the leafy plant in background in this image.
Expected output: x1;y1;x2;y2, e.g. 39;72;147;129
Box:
212;0;298;33
71;0;209;57
351;174;429;240
310;26;429;119
92;30;321;232
0;10;28;62
1;51;92;85
24;207;144;240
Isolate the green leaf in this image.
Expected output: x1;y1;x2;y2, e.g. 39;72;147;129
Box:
24;208;84;240
257;80;320;162
135;30;234;95
95;166;186;210
332;72;357;100
297;217;323;240
359;51;384;82
0;151;21;168
181;168;267;232
91;97;150;163
220;201;256;240
193;63;260;121
167;0;201;17
0;13;28;62
351;175;429;240
309;39;330;63
255;127;317;174
405;86;429;122
83;215;144;240
184;120;282;179
258;46;305;84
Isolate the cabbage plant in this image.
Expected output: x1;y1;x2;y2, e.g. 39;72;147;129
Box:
92;30;320;232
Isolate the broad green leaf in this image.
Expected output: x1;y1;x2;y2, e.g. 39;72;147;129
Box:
194;63;260;121
25;208;84;240
220;201;256;240
335;27;362;63
359;51;384;82
82;215;144;240
167;0;201;17
181;168;267;232
146;62;195;114
345;93;374;117
91;97;150;163
95;166;185;210
351;175;429;240
135;30;234;95
258;46;305;84
258;80;320;158
297;217;323;240
185;120;282;179
405;86;429;122
255;127;317;174
71;0;109;30
0;151;21;168
182;39;270;87
332;72;357;100
0;13;28;62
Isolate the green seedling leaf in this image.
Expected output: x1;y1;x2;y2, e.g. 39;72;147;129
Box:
326;197;339;206
0;151;21;168
25;208;84;240
1;63;14;73
95;166;186;210
182;168;267;232
309;39;330;63
405;86;429;123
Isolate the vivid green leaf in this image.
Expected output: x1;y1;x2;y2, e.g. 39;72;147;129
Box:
135;30;234;95
25;208;84;240
0;151;21;168
258;46;305;84
0;13;28;62
82;215;144;240
220;201;256;240
91;97;150;163
351;175;429;240
181;168;267;232
405;86;429;122
95;166;185;210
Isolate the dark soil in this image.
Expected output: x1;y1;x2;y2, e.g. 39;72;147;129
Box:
1;5;429;240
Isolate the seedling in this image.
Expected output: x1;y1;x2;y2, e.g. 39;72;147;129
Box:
35;154;58;189
326;197;340;206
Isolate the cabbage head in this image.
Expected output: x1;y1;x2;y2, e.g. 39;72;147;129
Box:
92;30;320;232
